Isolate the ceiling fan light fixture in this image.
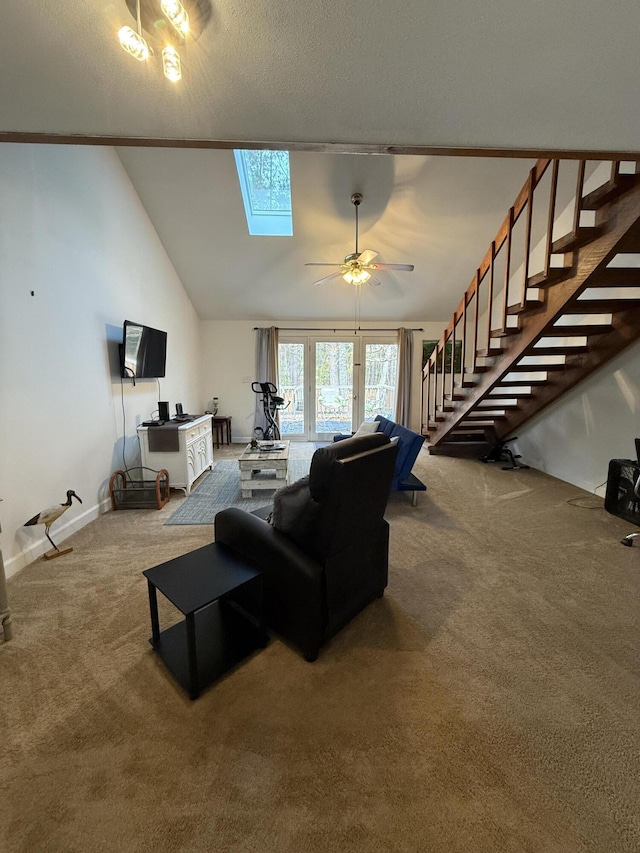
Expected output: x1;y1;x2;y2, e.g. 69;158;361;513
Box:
162;45;182;81
161;0;190;36
118;25;151;60
343;268;371;286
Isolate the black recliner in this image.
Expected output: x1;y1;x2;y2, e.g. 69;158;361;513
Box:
214;433;398;661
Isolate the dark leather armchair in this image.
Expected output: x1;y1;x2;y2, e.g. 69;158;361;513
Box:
214;433;398;661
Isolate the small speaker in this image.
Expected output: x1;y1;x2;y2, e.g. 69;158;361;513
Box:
176;403;183;417
158;401;170;421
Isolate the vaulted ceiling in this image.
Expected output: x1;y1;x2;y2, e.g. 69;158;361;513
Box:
116;147;533;321
3;0;639;321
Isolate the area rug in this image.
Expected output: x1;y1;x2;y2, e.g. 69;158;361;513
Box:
164;458;312;525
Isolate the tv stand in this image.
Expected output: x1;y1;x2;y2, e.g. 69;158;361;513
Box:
137;414;213;495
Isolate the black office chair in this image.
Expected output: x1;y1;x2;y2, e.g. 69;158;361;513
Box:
604;440;640;546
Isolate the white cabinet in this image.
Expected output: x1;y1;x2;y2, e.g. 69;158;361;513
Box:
137;415;213;495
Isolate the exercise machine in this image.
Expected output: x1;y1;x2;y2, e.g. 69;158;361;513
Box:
251;381;288;441
480;436;530;470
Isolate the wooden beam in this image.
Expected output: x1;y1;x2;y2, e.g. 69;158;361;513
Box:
1;133;639;160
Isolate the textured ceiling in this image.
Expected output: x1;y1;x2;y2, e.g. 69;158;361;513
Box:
2;0;640;153
4;0;635;322
116;148;533;321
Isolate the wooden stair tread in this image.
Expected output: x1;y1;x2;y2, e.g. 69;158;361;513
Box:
495;377;547;385
478;403;519;409
527;267;572;288
586;268;640;286
548;323;611;336
526;345;588;356
475;347;503;358
581;175;639;210
570;299;640;313
491;391;534;398
552;226;603;253
462;414;506;420
490;327;520;338
507;299;544;315
509;362;567;371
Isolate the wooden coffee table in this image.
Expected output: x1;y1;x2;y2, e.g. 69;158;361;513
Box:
238;441;290;498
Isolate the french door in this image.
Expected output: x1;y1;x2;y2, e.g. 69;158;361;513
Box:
278;336;398;441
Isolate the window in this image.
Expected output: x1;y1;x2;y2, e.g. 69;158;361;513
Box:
234;149;293;236
277;335;398;441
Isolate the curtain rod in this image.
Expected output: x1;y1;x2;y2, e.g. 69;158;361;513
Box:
253;326;424;332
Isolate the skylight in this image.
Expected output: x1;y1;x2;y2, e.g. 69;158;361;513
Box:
234;149;293;236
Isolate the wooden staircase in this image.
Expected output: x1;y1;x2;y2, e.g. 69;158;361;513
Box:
423;158;640;456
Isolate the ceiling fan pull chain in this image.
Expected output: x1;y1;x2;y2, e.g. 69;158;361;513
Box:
355;197;359;256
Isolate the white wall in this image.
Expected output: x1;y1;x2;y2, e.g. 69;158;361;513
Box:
201;320;444;440
0;144;201;576
514;339;640;495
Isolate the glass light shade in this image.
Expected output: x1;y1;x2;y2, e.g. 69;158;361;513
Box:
343;268;371;285
118;26;150;61
162;46;182;81
161;0;190;36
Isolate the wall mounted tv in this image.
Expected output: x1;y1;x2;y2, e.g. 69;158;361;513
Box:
120;320;167;380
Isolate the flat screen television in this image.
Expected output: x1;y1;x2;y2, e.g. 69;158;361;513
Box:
120;320;167;379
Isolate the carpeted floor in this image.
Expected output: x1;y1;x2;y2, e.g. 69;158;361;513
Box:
2;445;640;852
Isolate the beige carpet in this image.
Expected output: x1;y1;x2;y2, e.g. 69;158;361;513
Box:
2;446;639;852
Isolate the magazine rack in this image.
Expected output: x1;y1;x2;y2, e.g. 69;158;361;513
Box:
109;467;170;511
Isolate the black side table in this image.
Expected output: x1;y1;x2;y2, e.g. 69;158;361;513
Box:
143;543;267;699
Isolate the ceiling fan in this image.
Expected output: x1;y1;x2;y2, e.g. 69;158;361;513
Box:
305;193;415;287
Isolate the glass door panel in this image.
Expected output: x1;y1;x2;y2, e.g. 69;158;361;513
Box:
314;341;354;437
363;342;398;421
278;342;305;436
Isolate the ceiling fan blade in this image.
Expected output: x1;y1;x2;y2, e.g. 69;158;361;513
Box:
371;263;415;271
313;271;344;287
357;249;379;265
367;275;383;288
305;262;342;267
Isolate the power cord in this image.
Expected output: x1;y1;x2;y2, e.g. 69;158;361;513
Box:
120;375;130;480
567;478;607;508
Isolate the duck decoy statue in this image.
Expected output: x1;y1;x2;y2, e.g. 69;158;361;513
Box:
24;490;82;559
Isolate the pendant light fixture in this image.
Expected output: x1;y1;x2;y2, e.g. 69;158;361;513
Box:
118;0;150;62
162;45;182;82
161;0;190;36
116;0;216;83
117;0;205;82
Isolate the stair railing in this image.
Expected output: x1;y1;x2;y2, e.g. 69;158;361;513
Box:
421;157;631;436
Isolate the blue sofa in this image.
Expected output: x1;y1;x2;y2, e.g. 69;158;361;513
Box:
334;415;426;505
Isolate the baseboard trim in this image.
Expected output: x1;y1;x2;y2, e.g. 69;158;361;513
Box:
5;498;112;579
